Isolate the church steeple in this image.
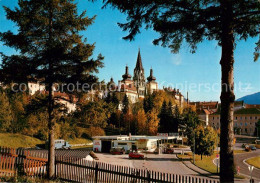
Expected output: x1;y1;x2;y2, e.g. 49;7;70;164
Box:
135;48;144;71
122;65;132;80
147;68;156;82
133;49;146;97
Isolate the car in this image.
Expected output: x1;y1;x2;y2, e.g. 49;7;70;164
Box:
249;145;257;151
129;152;144;159
110;147;125;155
46;139;71;150
163;148;174;154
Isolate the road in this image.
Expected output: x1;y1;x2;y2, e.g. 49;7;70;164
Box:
234;150;260;181
97;153;198;175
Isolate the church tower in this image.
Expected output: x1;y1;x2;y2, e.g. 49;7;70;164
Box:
146;68;158;94
133;49;146;97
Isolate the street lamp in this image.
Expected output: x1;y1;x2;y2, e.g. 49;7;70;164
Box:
248;165;254;183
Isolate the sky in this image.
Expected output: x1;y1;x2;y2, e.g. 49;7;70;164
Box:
0;0;259;102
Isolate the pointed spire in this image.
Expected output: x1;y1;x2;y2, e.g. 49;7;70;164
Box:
135;48;144;71
147;68;156;82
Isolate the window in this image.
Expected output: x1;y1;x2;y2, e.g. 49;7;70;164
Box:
235;123;238;127
245;117;247;120
245;122;247;126
256;117;258;120
235;117;237;120
213;117;215;120
240;117;242;120
250;116;252;120
118;143;127;146
240;123;243;126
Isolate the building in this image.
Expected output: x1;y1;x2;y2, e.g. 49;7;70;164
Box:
109;49;159;103
92;135;181;153
209;108;260;136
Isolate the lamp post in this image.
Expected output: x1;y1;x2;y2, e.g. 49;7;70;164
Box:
248;165;254;183
193;131;195;164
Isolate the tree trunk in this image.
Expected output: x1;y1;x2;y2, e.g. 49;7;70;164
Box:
48;81;55;179
47;1;55;179
220;1;235;182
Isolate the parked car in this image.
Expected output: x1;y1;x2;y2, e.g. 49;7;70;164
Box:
46;139;71;150
249;145;257;151
110;147;125;155
129;152;144;159
163;148;174;154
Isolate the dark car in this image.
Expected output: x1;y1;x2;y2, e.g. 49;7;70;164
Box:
164;148;174;154
249;145;257;151
129;152;144;159
110;147;125;155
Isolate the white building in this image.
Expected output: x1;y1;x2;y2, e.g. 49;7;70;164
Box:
92;135;181;153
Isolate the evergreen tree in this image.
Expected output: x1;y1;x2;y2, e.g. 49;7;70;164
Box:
158;100;168;133
143;94;154;113
0;0;103;178
122;94;129;114
0;92;13;132
101;1;260;181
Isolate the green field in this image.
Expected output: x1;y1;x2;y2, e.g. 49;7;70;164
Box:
177;150;248;175
0;133;44;148
246;156;260;169
67;138;92;145
0;133;92;149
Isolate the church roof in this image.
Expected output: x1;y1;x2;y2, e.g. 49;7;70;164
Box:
135;49;144;71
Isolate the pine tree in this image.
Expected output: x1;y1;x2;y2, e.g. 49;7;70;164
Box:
0;92;13;132
122;94;129;114
100;1;259;181
0;0;103;178
158;100;168;133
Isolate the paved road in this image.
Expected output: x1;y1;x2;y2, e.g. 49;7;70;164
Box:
97;153;199;175
234;150;260;181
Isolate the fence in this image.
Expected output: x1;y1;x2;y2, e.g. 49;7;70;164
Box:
0;147;219;183
0;147;48;177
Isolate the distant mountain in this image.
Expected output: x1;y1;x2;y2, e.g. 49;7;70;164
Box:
236;92;260;104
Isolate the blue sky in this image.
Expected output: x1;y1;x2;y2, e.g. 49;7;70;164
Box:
0;0;259;101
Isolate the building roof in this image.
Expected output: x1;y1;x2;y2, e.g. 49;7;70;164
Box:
245;104;260;109
234;108;260;114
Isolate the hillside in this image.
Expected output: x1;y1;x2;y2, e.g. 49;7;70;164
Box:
236;92;260;104
0;133;44;148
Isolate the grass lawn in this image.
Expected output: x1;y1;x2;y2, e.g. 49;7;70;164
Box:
177;150;248;176
0;133;43;148
67;138;92;145
246;156;260;169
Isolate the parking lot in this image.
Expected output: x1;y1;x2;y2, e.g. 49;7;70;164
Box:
96;152;198;175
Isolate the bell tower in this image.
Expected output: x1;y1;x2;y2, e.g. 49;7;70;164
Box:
133;49;146;97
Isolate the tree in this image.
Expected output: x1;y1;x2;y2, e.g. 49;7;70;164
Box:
136;109;147;134
143;94;154;113
182;108;202;145
0;92;13;132
0;0;103;178
146;109;159;135
191;125;217;160
100;1;259;181
158;100;168;133
122;94;130;114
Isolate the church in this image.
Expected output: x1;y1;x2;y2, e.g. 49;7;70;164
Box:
108;49;158;103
